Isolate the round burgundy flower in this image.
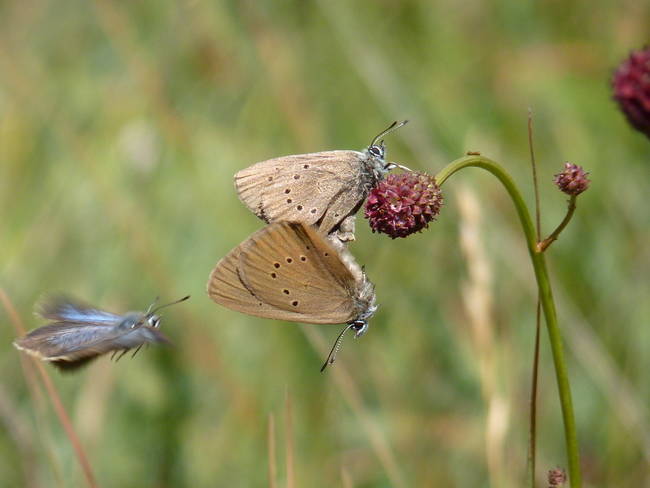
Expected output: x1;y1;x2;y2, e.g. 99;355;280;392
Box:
554;163;590;196
612;46;650;139
365;172;443;238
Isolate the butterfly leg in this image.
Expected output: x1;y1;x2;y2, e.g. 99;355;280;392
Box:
131;344;144;358
110;350;119;361
327;233;346;252
115;349;129;362
333;215;356;243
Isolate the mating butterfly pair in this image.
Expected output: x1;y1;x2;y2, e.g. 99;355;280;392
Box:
208;121;408;370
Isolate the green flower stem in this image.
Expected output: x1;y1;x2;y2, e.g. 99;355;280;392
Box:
538;196;578;252
435;155;582;488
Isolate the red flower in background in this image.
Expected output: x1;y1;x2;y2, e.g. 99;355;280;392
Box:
612;46;650;140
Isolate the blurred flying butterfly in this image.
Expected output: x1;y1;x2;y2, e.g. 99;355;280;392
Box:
235;120;409;241
13;295;190;371
206;221;377;371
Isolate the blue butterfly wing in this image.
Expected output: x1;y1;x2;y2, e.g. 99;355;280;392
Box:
36;296;123;324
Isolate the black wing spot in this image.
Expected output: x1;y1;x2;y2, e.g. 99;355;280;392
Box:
310;208;317;214
323;252;329;257
258;204;270;223
287;198;292;203
283;289;290;295
291;301;299;307
286;257;293;263
274;262;281;268
284;188;291;194
296;205;303;211
268;177;273;182
300;256;307;262
293;175;300;180
306;245;310;250
303;164;310;169
271;273;277;278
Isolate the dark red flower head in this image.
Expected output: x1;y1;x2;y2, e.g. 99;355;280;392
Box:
365;172;443;238
554;163;590;196
612;46;650;139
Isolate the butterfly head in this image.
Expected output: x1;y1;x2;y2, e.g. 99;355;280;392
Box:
367;141;386;161
118;313;148;331
320;313;374;372
366;120;409;175
147;315;161;328
350;319;369;338
126;295;190;330
348;280;377;338
351;298;377;338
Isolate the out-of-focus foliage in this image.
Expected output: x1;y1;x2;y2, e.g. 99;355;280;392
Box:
1;1;649;486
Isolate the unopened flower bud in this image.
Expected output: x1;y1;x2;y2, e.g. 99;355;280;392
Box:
554;163;590;196
548;467;567;487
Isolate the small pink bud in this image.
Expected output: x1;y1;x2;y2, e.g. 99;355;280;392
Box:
554;163;590;196
548;467;567;487
365;172;443;238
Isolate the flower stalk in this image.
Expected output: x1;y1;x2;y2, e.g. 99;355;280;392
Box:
435;155;582;488
537;196;577;252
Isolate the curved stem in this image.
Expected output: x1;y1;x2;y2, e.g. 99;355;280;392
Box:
538;196;577;252
529;299;541;486
435;156;582;487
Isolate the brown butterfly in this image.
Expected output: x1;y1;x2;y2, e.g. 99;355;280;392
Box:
235;121;408;242
206;221;377;370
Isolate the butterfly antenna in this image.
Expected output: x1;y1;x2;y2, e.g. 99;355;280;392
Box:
149;295;190;315
320;324;355;372
370;120;409;147
145;296;160;315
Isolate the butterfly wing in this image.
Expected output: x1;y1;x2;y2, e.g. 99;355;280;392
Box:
13;321;123;360
37;295;123;324
207;231;286;319
207;222;364;324
235;151;366;234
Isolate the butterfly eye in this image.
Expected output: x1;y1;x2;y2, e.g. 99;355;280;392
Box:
148;316;161;328
351;320;369;338
368;145;384;159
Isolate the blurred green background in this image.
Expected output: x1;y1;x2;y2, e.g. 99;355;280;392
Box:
1;0;649;486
